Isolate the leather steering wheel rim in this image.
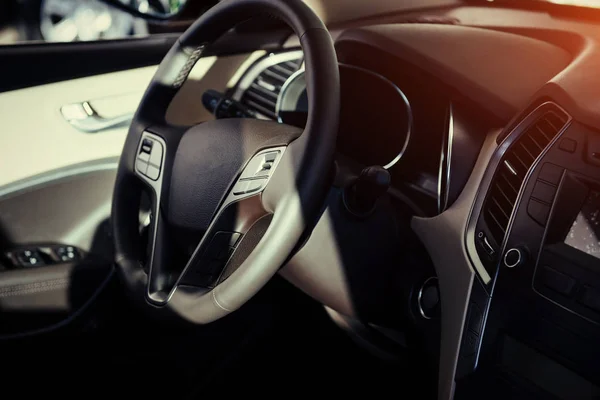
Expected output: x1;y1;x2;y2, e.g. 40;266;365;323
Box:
112;0;339;324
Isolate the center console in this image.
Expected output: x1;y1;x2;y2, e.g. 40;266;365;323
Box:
458;101;600;399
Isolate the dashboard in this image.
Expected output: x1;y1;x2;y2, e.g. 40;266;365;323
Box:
199;5;600;400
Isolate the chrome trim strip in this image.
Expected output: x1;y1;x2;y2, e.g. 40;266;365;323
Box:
465;101;572;285
438;103;454;214
231;50;304;102
0;159;119;199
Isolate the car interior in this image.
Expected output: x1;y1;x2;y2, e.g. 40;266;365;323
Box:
1;0;600;398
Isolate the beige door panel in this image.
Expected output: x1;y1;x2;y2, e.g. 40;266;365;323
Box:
0;52;259;255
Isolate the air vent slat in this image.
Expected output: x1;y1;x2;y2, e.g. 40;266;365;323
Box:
517;142;536;162
249;83;279;100
271;64;295;77
490;197;510;220
245;90;277;109
523;134;544;153
495;185;515;208
486;209;507;236
509;153;529;174
482;104;569;245
262;69;288;84
243;99;278;119
283;60;302;70
499;172;519;194
536;124;553;142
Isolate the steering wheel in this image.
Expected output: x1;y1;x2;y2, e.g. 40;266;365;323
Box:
112;0;339;323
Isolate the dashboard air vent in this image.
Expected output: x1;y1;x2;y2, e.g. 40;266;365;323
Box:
240;57;303;119
484;104;569;244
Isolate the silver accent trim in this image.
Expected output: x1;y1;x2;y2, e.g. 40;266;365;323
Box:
482;236;495;255
438;103;454;213
503;248;522;268
61;101;133;133
465;101;572;285
134;131;167;304
275;63;413;170
418;276;439;320
0;159;119;199
275;68;306;123
504;160;518;176
231;50;304;102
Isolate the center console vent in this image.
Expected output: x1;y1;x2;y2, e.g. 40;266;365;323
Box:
483;104;569;244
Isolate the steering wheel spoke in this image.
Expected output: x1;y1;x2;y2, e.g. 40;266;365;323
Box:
172;146;288;292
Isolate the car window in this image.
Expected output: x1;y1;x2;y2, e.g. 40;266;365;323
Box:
0;0;178;45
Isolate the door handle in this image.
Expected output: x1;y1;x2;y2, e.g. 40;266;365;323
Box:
61;101;133;133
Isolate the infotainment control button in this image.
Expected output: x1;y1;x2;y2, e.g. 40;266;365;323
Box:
538;163;563;186
528;199;551;226
504;247;526;268
532;181;556;204
559;138;577;153
579;286;600;313
540;266;576;296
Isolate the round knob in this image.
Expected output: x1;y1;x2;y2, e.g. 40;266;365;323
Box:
504;247;526;268
418;277;440;319
343;166;390;216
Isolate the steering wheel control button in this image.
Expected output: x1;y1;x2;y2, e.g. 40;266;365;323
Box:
142;138;153;150
138;151;150;162
149;141;163;168
146;165;160;180
232;180;248;195
135;135;165;181
240;151;281;179
246;178;267;193
205;232;242;259
185;232;244;287
264;152;278;163
504;247;526;268
136;159;149;175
